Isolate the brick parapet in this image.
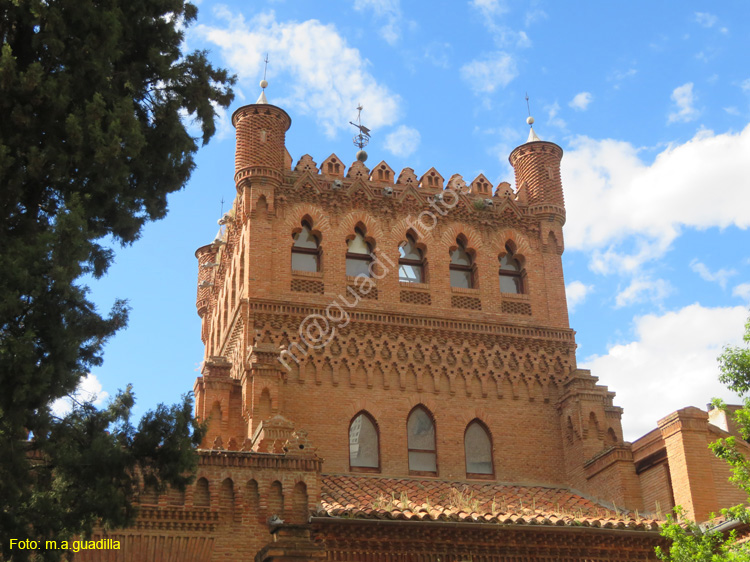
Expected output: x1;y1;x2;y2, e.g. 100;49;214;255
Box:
583;445;644;511
658;407;719;521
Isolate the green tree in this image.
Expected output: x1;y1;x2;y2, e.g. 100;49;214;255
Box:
656;315;750;561
0;0;234;559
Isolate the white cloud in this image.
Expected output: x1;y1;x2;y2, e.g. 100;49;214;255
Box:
524;8;547;27
50;374;109;417
615;277;672;308
384;125;421;157
589;239;673;275
609;67;637;89
733;283;750;302
741;79;750;94
569;92;593;111
194;10;401;137
469;0;530;47
694;12;718;28
566;281;593;312
423;42;452;68
690;259;737;289
668;82;699;123
582;304;749;440
470;0;508;17
546;101;566;130
561;124;750;269
354;0;404;45
460;52;517;94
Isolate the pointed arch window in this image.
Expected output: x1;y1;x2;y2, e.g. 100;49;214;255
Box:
498;244;523;294
465;421;493;477
291;221;320;273
399;234;425;283
407;406;437;475
450;239;474;289
349;412;380;472
346;228;373;277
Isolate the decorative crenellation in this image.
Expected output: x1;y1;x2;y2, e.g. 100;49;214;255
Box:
291;153;517;201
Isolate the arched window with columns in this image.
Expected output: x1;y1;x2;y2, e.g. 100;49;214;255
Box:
499;243;524;294
291;220;321;272
450;238;475;289
346;227;374;277
398;234;425;283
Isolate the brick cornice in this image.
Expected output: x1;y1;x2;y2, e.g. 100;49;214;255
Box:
584;445;634;479
247;299;576;343
658;408;709;438
197;449;323;472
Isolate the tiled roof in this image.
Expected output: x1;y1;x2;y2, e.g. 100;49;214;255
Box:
318;474;661;531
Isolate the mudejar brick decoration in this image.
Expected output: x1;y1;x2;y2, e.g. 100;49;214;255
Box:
81;90;750;561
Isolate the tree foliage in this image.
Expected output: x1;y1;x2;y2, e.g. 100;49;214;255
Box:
656;507;750;562
0;0;233;558
657;314;750;561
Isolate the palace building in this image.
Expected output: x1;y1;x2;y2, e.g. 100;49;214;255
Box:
76;86;749;561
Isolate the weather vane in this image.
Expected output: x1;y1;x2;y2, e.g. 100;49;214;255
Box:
256;54;269;104
350;104;370;162
524;92;539;141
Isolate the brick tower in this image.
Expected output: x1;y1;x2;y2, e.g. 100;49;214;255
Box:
180;89;666;561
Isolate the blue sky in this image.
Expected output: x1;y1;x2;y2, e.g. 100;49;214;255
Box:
72;0;750;441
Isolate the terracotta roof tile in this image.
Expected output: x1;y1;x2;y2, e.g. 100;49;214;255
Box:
318;474;661;531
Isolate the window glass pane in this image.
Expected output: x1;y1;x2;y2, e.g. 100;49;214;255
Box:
407;409;435;450
499;274;521;294
399;237;422;260
450;269;473;289
399;264;423;283
346;257;371;277
499;254;520;271
408;451;437;472
293;225;319;249
292;252;319;273
350;414;379;468
465;422;492;474
450;245;472;266
348;231;370;255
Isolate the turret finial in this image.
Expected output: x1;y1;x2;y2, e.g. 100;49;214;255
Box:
525;93;541;142
256;53;269;104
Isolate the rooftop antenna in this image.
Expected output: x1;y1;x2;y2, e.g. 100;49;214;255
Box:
256;53;269;104
524;92;540;143
350;104;370;163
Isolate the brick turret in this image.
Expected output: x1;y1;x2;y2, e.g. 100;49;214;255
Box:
508;128;565;222
508;123;569;328
231;97;292;192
